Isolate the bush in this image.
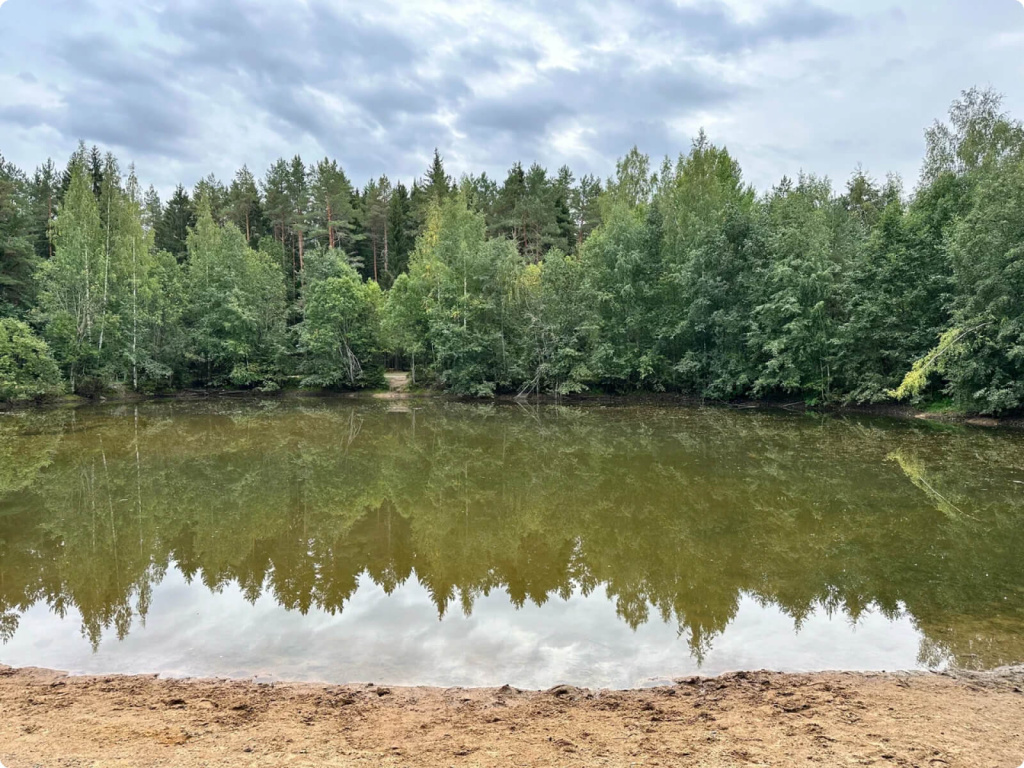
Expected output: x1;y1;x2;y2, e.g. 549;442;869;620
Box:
0;318;63;402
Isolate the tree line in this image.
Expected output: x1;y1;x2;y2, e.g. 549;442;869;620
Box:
2;88;1023;412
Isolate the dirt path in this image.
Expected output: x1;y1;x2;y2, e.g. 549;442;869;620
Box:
1;666;1022;767
385;371;410;392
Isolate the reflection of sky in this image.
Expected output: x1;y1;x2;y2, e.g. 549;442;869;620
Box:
2;569;929;689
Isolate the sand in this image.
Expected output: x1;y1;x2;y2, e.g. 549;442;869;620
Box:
1;665;1022;767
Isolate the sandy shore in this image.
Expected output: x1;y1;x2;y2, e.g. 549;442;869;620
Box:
1;665;1022;767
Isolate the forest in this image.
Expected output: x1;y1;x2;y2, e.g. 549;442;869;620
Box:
2;88;1023;413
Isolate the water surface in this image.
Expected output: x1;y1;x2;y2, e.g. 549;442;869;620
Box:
1;400;1022;688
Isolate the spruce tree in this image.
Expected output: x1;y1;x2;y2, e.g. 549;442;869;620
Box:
155;185;194;262
0;155;36;314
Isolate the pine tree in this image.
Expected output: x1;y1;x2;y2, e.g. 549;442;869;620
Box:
28;159;59;261
193;174;228;224
227;166;263;245
494;162;527;252
0;154;37;314
386;182;415;281
411;149;453;232
60;141;89;198
142;186;162;233
88;145;104;198
421;148;453;202
287;156;310;274
155;185;194;262
552;166;576;253
308;158;357;252
362;176;392;283
570;173;602;249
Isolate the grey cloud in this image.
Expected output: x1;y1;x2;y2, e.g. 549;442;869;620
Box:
0;29;192;156
147;0;443;166
3;0;745;184
349;75;468;123
156;2;311;84
456;55;737;156
159;0;418;82
48;33;194;154
58;34;169;91
637;0;849;53
587;120;683;164
0;103;52;129
459;98;574;137
452;40;544;75
63;86;192;155
1;0;1021;196
307;2;420;74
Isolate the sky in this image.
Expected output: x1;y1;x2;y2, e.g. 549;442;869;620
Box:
0;0;1022;197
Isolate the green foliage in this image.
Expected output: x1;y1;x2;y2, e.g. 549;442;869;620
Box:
411;148;454;230
887;88;1024;413
382;271;429;381
155;184;194;261
936;158;1024;412
36;163;104;391
309;158;357;253
298;251;384;390
923;87;1024;183
491;163;570;261
517;250;597;395
403;197;526;395
581;202;669;391
226;165;264;246
0;318;62;401
184;201;287;388
657;133;759;397
749;175;857;401
839;176;952;403
0;154;38;315
2;88;1023;411
386;182;415;280
890;325;972;401
358;175;392;283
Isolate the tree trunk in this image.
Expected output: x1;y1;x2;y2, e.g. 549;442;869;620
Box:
47;194;53;258
327;199;335;250
99;193;111;353
131;236;138;391
84;244;92;341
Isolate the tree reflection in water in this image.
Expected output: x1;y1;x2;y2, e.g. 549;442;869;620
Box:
1;401;1023;671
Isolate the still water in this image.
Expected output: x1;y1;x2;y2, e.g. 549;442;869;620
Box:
1;400;1022;688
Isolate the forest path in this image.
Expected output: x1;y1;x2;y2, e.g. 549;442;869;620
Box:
385;371;411;392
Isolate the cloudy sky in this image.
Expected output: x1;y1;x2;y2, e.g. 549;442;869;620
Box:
1;0;1022;196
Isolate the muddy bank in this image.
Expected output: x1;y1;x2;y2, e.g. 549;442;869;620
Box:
1;666;1022;767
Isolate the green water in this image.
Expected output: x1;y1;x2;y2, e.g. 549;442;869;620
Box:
1;400;1022;687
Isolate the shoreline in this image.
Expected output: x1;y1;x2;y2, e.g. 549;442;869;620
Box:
2;386;1021;429
1;665;1022;767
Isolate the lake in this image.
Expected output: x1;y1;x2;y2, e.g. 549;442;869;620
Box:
1;400;1022;689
